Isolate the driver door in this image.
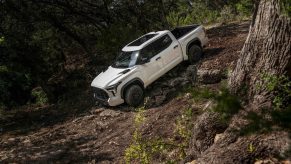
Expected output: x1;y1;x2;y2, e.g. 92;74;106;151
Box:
139;34;173;86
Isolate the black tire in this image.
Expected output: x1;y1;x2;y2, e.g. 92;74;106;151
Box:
188;45;202;64
125;85;144;107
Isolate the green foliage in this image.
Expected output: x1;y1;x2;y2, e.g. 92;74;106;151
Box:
0;36;4;45
189;85;241;122
241;111;273;135
95;24;142;63
166;2;221;27
31;87;48;105
184;83;240;123
212;87;241;122
235;0;253;18
173;107;193;160
166;11;191;27
271;105;291;129
241;74;291;135
166;0;252;27
190;87;216;101
281;0;291;17
125;107;150;164
0;0;254;108
247;143;256;153
0;68;33;108
125;107;194;163
0;65;8;73
261;73;291;109
241;105;291;135
220;5;236;23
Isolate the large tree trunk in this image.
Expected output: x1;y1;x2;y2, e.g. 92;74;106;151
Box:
228;0;291;108
187;0;291;163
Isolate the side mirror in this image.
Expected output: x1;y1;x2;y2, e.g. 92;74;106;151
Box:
140;57;150;64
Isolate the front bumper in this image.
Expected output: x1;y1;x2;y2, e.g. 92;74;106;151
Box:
92;87;124;106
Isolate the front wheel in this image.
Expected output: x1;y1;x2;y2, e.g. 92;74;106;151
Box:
125;85;144;107
188;45;202;64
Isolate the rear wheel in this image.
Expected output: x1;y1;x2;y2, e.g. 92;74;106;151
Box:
188;45;202;64
125;85;144;107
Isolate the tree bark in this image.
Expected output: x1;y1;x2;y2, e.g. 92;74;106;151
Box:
228;0;291;108
187;0;291;163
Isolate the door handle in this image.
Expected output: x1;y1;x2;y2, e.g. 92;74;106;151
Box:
156;56;161;61
174;45;178;49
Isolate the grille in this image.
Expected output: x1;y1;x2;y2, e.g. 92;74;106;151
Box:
92;87;109;101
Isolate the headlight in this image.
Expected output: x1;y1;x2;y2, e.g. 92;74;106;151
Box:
106;81;122;91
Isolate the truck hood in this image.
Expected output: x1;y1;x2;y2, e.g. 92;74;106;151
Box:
91;66;133;88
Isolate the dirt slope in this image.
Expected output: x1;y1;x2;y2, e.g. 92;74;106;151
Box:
0;21;250;163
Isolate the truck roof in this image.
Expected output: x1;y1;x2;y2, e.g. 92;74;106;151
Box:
122;30;169;52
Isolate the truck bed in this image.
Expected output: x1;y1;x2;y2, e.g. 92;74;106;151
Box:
171;25;199;39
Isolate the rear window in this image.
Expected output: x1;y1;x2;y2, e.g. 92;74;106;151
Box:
128;34;157;46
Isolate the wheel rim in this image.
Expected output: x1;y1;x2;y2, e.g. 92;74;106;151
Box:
132;89;142;102
191;47;201;62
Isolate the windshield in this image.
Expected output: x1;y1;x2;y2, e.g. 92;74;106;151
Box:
112;51;139;68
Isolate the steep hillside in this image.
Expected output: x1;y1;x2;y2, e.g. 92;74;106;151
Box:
0;22;250;163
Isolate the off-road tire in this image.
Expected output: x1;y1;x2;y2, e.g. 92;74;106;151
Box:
188;45;202;64
125;85;144;107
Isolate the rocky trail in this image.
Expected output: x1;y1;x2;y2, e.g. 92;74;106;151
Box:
0;22;250;163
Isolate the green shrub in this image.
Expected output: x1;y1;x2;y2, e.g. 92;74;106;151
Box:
241;74;291;135
190;87;216;101
0;67;33;109
260;74;291;110
281;0;291;17
189;85;241;122
166;2;221;27
235;0;253;18
125;107;195;163
212;87;241;122
125;107;151;164
173;107;193;160
220;5;236;23
31;87;48;105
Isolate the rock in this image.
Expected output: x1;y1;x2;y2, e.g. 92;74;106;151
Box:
282;160;291;164
197;69;222;84
168;149;180;159
186;160;196;164
195;130;290;164
91;108;105;115
8;138;16;142
254;159;277;164
162;87;171;96
184;93;192;99
151;87;163;96
95;121;108;130
99;110;121;117
144;97;155;108
169;77;187;87
185;65;198;83
187;112;228;159
155;95;167;106
23;139;31;146
202;101;214;111
214;133;224;143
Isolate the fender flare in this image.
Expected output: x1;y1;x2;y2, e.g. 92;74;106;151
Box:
121;78;145;99
186;38;202;56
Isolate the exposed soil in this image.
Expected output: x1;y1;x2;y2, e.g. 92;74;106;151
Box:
0;21;250;163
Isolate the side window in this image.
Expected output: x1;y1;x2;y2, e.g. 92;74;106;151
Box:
140;34;172;59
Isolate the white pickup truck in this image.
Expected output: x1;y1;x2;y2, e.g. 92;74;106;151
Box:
91;25;208;107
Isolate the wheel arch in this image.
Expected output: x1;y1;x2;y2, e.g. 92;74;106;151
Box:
121;78;144;99
186;38;202;56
